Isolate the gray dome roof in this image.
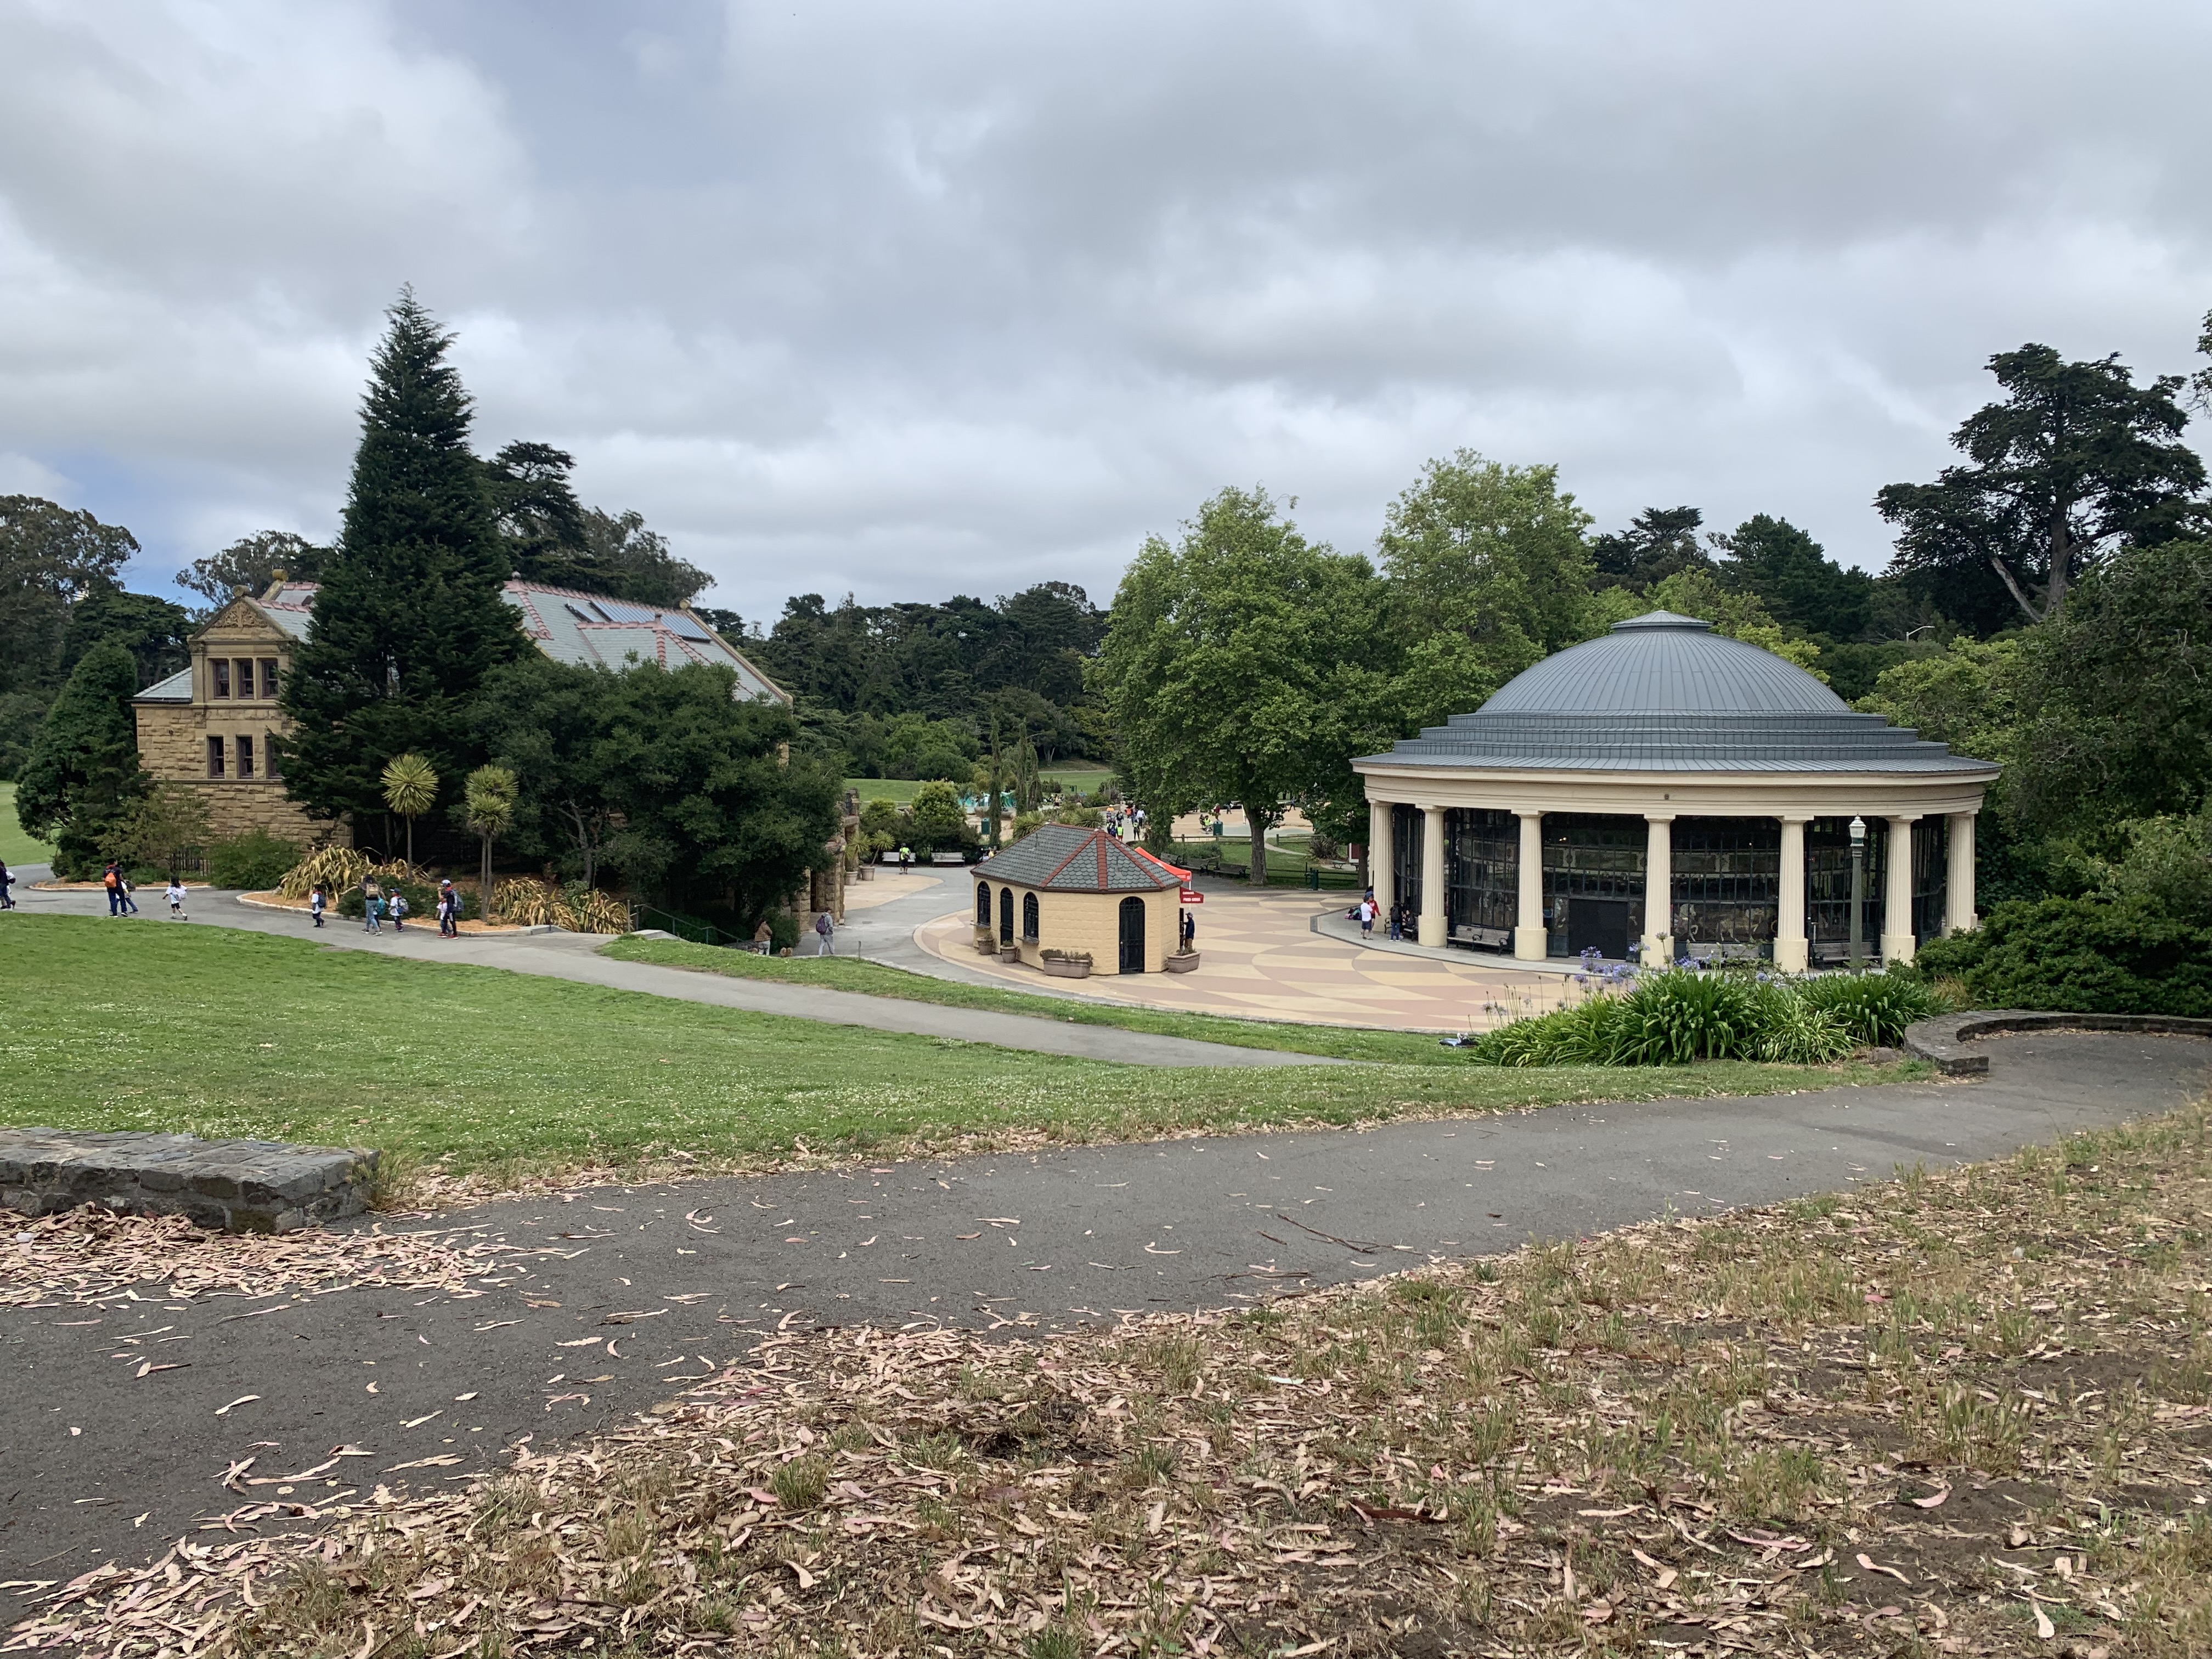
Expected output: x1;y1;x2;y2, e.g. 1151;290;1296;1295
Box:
1358;612;2000;776
1482;612;1849;716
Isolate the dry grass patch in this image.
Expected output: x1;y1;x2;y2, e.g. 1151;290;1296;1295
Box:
15;1107;2212;1657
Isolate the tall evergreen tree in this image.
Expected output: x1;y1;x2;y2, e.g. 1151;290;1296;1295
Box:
280;290;524;830
14;642;148;877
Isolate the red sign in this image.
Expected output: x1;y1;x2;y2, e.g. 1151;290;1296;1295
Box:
1180;889;1203;904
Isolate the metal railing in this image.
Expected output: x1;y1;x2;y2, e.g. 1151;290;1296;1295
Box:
627;903;769;952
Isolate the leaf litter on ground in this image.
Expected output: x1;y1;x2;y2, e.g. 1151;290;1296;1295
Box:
9;1103;2212;1656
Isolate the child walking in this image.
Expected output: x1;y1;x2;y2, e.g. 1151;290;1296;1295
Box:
388;890;408;931
309;884;326;928
165;878;187;919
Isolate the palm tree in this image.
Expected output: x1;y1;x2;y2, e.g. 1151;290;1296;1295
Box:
464;765;517;923
380;753;439;866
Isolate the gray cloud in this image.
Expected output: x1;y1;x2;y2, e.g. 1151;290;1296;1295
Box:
1;0;2205;623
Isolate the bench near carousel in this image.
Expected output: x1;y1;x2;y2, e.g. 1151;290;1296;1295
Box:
1354;612;2000;970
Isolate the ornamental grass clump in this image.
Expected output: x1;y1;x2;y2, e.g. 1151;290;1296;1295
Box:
1472;967;1876;1068
1797;966;1945;1046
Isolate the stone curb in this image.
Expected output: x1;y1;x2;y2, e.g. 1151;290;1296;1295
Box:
0;1127;378;1233
1903;1010;2212;1075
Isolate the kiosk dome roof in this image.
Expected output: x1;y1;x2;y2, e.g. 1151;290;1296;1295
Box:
1356;612;1997;777
1483;612;1849;716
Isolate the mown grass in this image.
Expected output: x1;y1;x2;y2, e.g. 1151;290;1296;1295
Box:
0;781;51;867
606;934;1494;1063
0;915;1909;1188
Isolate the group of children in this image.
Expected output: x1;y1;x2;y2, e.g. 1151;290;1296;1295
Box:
305;877;465;936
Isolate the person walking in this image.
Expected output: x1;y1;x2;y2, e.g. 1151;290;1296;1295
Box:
897;844;911;877
364;889;382;934
1358;895;1375;939
0;858;14;910
103;863;122;916
437;878;459;938
119;873;138;915
812;910;834;954
165;878;188;919
388;889;408;932
309;884;327;928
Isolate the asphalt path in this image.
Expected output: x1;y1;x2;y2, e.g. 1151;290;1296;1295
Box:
5;870;1336;1069
5;1028;2207;1589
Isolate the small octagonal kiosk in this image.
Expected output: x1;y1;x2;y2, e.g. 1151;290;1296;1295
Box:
1353;613;1999;969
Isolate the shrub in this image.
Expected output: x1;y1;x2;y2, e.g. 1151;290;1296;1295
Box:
1472;969;1859;1068
1931;895;2212;1017
207;830;302;891
1052;805;1103;827
1797;967;1944;1046
765;909;800;952
1744;980;1855;1064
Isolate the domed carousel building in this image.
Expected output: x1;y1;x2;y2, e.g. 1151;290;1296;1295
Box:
1353;613;1999;970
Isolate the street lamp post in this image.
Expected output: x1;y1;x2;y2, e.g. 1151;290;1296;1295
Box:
1847;815;1866;974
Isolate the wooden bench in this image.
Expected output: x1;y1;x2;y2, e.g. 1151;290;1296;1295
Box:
1449;924;1512;950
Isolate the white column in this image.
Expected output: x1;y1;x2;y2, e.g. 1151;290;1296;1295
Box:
1882;814;1920;964
1514;810;1545;961
1775;815;1808;973
1418;804;1446;947
1370;799;1395;913
1642;814;1674;965
1945;811;1977;934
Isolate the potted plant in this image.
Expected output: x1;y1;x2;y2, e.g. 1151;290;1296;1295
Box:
1040;949;1092;979
997;940;1023;963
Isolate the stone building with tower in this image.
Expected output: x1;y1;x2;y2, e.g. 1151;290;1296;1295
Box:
1353;612;1997;969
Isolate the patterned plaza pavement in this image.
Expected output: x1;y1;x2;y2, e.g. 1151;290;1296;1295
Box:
915;881;1577;1035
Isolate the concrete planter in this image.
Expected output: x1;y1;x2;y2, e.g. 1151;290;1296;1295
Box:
1165;950;1201;973
997;946;1023;964
1040;956;1092;979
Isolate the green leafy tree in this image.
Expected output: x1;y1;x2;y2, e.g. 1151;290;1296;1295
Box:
0;495;137;777
60;581;192;690
1711;515;1872;641
379;752;439;865
1876;345;2205;626
1591;506;1711;592
14;643;148;877
1376;452;1596;731
2008;539;2212;834
579;507;711;608
1628;568;1828;678
279;290;525;828
594;664;839;928
472;654;628;890
1094;486;1393;886
907;778;969;853
176;530;326;609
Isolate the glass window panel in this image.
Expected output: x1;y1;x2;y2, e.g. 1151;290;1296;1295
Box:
211;659;229;698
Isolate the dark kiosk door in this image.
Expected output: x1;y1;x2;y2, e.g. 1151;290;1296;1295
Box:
998;888;1014;944
1118;896;1146;973
1566;898;1632;961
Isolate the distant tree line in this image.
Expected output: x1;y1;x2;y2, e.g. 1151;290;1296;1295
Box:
1094;316;2212;910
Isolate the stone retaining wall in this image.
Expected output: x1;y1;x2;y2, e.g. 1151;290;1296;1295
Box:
0;1127;378;1233
1903;1011;2212;1075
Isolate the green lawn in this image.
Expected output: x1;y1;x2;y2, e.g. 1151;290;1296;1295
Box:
1169;836;1363;888
847;768;1115;810
0;782;52;867
607;935;1474;1062
0;915;1911;1191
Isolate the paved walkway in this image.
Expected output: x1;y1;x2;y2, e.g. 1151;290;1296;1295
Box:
6;1028;2207;1585
7;871;1334;1069
914;877;1572;1034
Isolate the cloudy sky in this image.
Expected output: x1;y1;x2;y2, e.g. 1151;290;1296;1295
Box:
3;0;2207;625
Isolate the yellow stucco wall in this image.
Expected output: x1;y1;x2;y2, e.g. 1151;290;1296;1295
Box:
968;877;1182;974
